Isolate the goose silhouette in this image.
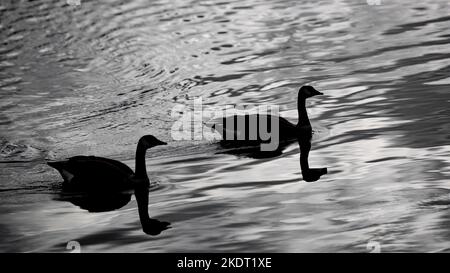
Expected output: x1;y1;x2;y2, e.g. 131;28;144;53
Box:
209;85;327;181
48;135;171;235
210;86;322;148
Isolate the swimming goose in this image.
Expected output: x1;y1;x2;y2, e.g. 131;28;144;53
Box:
211;85;323;150
48;135;171;235
210;85;327;181
48;135;166;191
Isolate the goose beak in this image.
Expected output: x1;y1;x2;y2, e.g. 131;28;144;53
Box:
158;140;167;146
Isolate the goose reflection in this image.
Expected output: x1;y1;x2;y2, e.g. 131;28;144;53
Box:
210;86;328;182
49;135;171;235
297;127;327;182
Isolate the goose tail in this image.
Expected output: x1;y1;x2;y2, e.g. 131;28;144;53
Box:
47;161;66;170
47;161;74;183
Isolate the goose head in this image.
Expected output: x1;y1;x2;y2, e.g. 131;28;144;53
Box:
139;135;167;149
298;85;323;99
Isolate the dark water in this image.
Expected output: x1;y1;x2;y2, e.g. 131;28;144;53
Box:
1;0;449;252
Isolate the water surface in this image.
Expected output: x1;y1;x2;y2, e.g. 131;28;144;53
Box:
1;0;449;252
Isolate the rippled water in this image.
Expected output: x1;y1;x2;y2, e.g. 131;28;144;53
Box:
1;0;450;252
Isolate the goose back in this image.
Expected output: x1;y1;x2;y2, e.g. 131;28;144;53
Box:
213;114;298;143
49;156;134;192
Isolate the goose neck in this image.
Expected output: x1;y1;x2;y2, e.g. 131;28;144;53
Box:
135;141;149;180
297;97;310;127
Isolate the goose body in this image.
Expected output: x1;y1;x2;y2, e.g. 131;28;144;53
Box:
215;114;299;142
48;156;135;192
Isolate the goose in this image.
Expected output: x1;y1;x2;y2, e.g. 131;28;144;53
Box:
210;85;327;181
48;135;171;235
210;85;323;149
